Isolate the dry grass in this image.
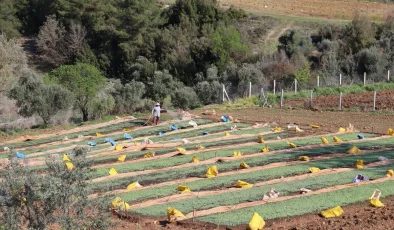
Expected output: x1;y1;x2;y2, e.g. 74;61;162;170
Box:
220;0;394;22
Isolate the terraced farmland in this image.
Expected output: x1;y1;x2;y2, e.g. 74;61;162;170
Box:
2;116;394;229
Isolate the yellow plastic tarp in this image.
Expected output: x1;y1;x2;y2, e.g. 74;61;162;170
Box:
117;201;130;211
196;145;205;150
233;151;242;157
176;147;186;154
96;132;103;137
65;162;74;170
224;131;230;136
370;199;384;207
191;156;200;163
387;169;394;177
63;154;70;162
298;156;310;162
248;212;265;230
240;161;250;169
309;167;320;173
295;126;304;132
115;144;123;151
388;128;394;136
127;181;142;190
273;127;281;132
321;206;344;218
167;207;185;223
235;180;254;188
288;142;296;148
123;128;132;132
347;146;361;154
111;197;122;209
261;145;269;153
338;127;346;133
109;168;118;175
176;185;191;193
144;152;154;158
117;155;126;162
258;135;264;143
321;137;329;144
310;124;320;129
333;136;343;143
206;165;218;178
356;160;364;169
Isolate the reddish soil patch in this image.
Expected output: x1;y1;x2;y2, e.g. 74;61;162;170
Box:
285;90;394;111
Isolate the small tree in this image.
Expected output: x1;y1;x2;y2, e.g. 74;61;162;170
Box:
0;148;110;229
7;70;72;125
172;87;200;109
49;63;105;121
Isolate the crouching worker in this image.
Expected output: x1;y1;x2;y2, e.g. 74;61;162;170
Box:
152;103;161;125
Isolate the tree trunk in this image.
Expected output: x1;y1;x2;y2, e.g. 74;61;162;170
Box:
82;108;89;122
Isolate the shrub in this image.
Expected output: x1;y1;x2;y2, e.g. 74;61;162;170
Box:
171;87;200;109
195;81;222;105
111;79;146;114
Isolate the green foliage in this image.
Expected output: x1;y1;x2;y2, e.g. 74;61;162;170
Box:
354;46;390;81
49;63;105;121
293;61;311;84
8;70;73;125
344;12;376;54
171;87;200;109
195;81;222;105
0;148;110;229
0;0;21;38
111;79;146;114
278;30;313;58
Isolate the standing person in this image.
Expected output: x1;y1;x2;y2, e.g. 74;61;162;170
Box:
152;102;161;125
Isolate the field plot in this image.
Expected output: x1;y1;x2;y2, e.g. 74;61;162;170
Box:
2;116;394;229
220;0;394;21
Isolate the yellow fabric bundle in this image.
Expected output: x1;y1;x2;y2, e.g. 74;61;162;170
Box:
224;131;230;136
240;161;250;169
248;212;265;230
370;199;384;207
333;136;343;143
273;127;281;132
109;168;118;175
356;160;364;169
386;169;394;177
233;151;242;157
65;162;74;170
167;207;185;223
115;144;123;151
347;146;361;154
176;185;191;193
298;156;310;162
309;167;320;173
321;137;329;144
117;155;126;162
288;142;296;148
127;181;142;190
338;127;346;133
388;128;394;136
123;128;132;132
321;206;343;218
191;156;200;163
176;147;186;154
235;180;254;188
196;145;205;150
144;152;154;158
310;124;319;128
261;145;269;153
111;197;130;211
63;154;70;162
96;132;103;137
258;135;264;143
206;165;218;178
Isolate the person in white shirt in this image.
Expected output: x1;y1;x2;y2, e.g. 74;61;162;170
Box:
151;103;161;125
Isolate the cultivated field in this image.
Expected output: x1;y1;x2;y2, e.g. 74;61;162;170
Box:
2;110;394;229
220;0;394;21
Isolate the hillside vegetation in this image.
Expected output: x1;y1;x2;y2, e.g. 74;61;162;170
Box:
0;0;393;126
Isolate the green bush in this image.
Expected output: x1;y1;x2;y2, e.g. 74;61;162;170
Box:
171;87;200;109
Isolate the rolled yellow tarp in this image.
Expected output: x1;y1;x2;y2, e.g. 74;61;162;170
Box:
240;161;250;169
176;185;191;193
144;152;154;158
115;144;123;151
386;169;393;177
235;180;254;188
117;155;126;162
206;165;218;178
65;162;74;170
248;212;265;230
127;181;142;190
347;146;361;154
96;132;103;137
196;145;205;150
224;131;230;136
321;137;329;144
288;142;296;148
356;160;364;169
63;154;70;162
388;128;394;136
310;124;319;128
273;127;281;132
333;136;343;143
298;156;310;162
191;156;200;163
258;135;264;143
167;207;185;223
321;206;343;218
176;147;186;154
338;127;346;133
109;168;118;175
233;151;242;157
370;199;384;207
309;167;320;173
261;145;269;153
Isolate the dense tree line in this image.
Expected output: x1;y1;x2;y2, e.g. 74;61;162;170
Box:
0;0;393;124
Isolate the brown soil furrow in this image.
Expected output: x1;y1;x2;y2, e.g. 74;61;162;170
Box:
183;176;394;219
90;135;389;183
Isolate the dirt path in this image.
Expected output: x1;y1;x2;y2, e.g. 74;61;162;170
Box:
183;176;394;219
263;22;293;45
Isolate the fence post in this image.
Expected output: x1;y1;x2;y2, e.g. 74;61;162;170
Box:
339;92;342;110
259;88;263;107
280;89;284;108
222;84;225;103
249;82;252;97
373;91;376;111
339;74;342;86
273;80;276;95
388;70;391;81
364;72;366;86
310;90;313;108
294;79;297;94
317;76;320;87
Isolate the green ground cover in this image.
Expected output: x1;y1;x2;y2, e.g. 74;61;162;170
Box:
90;134;383;193
198;180;394;226
133;163;394;216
